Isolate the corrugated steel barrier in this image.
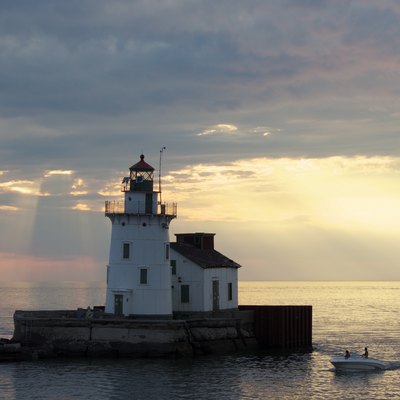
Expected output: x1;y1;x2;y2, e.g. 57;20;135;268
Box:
239;305;312;349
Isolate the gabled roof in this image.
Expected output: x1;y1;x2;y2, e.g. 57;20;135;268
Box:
129;154;154;171
170;242;241;269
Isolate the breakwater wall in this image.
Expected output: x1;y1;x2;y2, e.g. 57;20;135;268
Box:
12;310;257;358
11;305;312;359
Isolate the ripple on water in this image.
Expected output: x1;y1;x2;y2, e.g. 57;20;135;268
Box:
2;282;400;398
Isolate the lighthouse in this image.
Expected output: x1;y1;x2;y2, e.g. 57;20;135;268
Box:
104;154;177;317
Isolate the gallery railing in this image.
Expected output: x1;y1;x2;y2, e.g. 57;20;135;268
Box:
105;200;177;216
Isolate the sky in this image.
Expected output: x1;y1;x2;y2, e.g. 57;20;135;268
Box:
1;0;400;281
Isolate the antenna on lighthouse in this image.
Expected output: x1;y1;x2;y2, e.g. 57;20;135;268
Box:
159;146;166;203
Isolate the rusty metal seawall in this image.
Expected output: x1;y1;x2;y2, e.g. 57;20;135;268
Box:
239;305;312;349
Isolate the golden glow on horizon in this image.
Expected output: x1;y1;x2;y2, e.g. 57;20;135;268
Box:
0;251;101;281
2;156;399;232
164;156;400;232
3;155;400;281
2;155;400;231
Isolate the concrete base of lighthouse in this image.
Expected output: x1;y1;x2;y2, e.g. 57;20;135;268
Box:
11;309;258;359
8;306;312;360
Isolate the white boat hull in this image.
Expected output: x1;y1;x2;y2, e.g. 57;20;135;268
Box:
331;355;386;371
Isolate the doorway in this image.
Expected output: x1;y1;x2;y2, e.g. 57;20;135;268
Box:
114;294;123;316
212;280;219;311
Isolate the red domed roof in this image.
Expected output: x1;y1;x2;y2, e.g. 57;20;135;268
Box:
129;154;155;171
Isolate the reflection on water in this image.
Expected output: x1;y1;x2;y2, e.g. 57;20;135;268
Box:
1;353;315;400
1;281;400;398
2;351;398;400
240;281;400;360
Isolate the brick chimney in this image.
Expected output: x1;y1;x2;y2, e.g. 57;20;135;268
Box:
175;233;215;250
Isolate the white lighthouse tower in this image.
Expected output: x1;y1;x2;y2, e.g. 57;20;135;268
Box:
104;154;177;317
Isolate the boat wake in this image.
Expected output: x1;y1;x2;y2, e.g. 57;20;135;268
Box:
384;361;400;370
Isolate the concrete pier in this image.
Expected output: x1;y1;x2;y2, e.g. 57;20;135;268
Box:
12;310;257;358
8;306;312;360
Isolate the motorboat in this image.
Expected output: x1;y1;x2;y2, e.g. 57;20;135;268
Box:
330;354;386;371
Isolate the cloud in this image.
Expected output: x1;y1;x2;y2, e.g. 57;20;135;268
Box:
44;170;74;178
197;124;238;136
0;0;400;177
70;178;88;196
97;180;121;197
1;0;398;122
70;190;89;196
196;124;279;140
0;205;18;212
2;1;400;281
72;203;91;211
0;180;49;196
0;169;105;214
250;126;281;137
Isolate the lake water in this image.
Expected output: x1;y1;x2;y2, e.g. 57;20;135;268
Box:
1;281;400;399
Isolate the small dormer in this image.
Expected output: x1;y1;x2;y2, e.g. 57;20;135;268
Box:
126;154;155;192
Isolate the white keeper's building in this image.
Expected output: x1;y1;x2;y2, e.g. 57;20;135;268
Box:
104;155;240;317
170;233;240;313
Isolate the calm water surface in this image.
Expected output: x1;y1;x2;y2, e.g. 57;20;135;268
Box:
1;281;400;399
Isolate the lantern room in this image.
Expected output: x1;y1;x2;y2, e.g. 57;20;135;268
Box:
123;154;155;192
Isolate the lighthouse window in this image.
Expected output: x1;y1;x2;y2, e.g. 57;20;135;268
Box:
140;268;148;284
170;260;176;275
165;244;170;260
181;285;190;303
228;282;233;301
122;243;130;259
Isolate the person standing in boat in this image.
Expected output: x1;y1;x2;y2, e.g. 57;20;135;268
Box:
345;350;350;358
362;347;369;358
